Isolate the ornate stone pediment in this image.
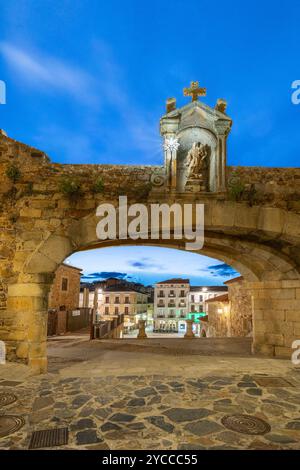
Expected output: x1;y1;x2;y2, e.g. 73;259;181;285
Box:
160;82;232;194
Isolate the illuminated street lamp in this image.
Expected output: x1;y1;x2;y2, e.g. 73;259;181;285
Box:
163;136;180;153
163;137;180;188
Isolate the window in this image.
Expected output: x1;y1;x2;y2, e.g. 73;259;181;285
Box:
61;277;68;291
105;296;109;303
105;306;109;315
115;306;119;315
125;306;129;314
115;296;119;304
180;290;185;297
199;295;203;302
125;296;130;304
191;295;195;302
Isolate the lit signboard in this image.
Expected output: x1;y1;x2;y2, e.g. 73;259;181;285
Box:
187;312;206;323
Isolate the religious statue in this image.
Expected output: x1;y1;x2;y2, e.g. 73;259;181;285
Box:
185;142;210;179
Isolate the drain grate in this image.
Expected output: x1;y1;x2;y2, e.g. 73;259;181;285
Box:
253;376;294;387
0;393;17;407
0;415;25;437
221;414;271;435
29;427;69;449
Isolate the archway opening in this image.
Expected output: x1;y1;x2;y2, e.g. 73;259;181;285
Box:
44;244;259;375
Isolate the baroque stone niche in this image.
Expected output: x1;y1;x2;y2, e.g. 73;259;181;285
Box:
160;90;232;193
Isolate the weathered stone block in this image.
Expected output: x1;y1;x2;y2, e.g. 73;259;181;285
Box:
286;311;300;322
252;342;274;356
274;346;292;358
263;310;285;321
265;333;284;346
19;208;42;218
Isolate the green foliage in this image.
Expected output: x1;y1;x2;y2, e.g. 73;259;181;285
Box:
59;177;81;199
92;177;104;193
246;183;257;207
136;182;153;200
6;164;21;183
228;174;245;202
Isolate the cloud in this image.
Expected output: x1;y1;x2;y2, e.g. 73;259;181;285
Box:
128;257;164;271
1;39;162;163
81;271;129;281
206;263;238;277
0;41;98;106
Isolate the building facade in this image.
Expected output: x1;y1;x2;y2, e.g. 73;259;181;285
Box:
98;286;148;333
48;263;82;311
154;279;190;332
189;286;228;314
205;276;253;337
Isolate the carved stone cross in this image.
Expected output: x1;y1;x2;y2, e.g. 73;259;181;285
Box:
183;81;206;102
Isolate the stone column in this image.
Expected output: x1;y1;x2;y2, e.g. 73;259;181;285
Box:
137;319;147;339
93;288;98;323
5;274;53;373
184;319;195;338
162;132;179;190
83;287;89;308
248;280;300;358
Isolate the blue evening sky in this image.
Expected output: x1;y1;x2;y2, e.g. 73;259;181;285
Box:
1;1;299;285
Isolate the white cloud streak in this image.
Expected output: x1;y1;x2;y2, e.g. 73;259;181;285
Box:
0;42;98;106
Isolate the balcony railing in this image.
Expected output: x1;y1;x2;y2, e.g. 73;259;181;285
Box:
157;314;165;318
168;294;175;297
168;303;176;308
157;294;165;298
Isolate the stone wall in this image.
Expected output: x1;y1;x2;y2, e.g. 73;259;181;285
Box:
226;278;253;337
206;298;230;337
227;166;300;211
248;280;300;358
1;131;300;370
48;264;81;312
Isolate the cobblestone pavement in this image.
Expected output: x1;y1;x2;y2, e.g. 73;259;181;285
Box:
0;338;300;450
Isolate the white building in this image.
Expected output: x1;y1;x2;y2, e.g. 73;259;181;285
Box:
188;286;228;314
154;278;190;333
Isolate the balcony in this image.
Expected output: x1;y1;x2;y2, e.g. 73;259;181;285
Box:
157;294;165;298
168;294;175;298
179;302;186;307
157;314;165;318
168;303;176;308
168;315;176;318
157;303;165;307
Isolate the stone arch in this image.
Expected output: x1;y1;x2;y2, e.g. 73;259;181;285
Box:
3;201;300;373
